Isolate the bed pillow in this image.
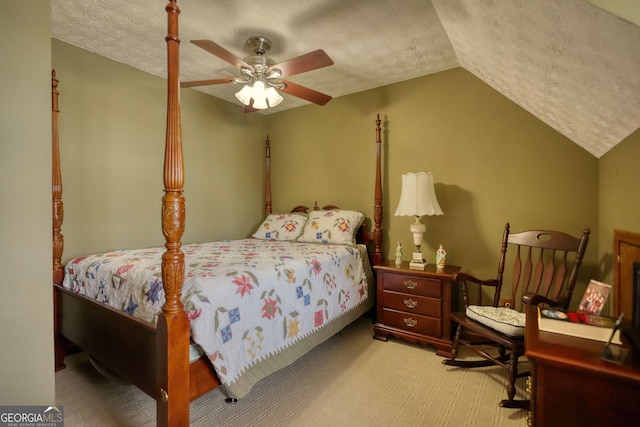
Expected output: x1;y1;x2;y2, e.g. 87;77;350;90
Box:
252;213;308;241
298;209;365;245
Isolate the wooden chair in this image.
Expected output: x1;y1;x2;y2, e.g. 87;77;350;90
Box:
443;223;590;408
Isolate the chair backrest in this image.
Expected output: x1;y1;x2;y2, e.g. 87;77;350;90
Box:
495;223;590;312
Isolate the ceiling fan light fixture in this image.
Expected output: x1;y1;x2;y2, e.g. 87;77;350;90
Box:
234;84;252;106
250;81;268;109
235;81;283;109
266;87;284;107
185;37;334;111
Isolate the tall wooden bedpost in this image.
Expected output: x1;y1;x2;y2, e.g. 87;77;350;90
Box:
265;135;272;217
373;114;383;265
52;69;64;286
52;69;67;372
157;1;190;426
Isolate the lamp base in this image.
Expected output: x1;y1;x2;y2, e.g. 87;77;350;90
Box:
409;252;427;270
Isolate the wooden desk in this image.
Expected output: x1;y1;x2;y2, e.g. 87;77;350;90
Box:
525;305;640;427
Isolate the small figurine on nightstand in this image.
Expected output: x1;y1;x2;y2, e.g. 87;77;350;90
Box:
395;242;403;267
436;244;446;270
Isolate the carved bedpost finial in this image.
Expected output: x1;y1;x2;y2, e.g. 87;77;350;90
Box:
158;2;190;426
161;0;185;315
265;135;272;217
373;114;383;265
52;69;64;285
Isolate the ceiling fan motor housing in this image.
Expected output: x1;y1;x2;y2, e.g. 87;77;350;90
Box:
247;36;272;56
245;55;276;73
244;37;277;77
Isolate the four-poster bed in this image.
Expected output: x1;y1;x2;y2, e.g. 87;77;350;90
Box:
52;2;384;426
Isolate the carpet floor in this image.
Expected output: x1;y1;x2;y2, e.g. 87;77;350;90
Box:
55;316;528;426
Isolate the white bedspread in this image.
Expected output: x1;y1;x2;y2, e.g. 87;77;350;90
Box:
63;239;372;397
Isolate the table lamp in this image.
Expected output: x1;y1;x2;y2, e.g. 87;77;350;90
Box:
394;172;443;270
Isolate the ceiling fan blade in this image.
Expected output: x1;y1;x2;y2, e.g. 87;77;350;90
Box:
190;39;253;71
280;80;332;106
180;77;236;88
269;49;333;78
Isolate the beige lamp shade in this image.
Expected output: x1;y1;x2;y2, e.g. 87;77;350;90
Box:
394;172;443;217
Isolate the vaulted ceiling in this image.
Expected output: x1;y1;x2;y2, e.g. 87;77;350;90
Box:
51;0;640;158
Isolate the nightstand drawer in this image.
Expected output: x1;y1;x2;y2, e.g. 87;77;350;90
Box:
382;308;441;336
382;290;441;317
384;274;442;297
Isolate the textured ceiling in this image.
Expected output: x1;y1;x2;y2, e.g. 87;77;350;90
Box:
51;0;640;158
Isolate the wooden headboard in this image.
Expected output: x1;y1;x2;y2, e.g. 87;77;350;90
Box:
613;229;640;321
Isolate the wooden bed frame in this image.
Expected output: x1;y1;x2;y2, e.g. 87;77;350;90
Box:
52;2;383;426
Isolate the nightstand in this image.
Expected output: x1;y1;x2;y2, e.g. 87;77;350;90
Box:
373;260;461;357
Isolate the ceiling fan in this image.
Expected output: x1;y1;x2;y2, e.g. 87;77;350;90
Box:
181;36;334;112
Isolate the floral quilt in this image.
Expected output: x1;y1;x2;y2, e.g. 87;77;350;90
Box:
62;239;372;398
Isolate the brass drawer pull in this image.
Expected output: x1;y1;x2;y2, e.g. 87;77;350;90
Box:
404;298;418;308
404;317;417;327
403;279;418;289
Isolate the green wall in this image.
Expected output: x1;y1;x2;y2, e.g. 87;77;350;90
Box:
268;69;600;293
0;2;54;404
598;130;640;286
52;40;268;261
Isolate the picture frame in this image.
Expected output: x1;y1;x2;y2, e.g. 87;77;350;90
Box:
577;279;611;315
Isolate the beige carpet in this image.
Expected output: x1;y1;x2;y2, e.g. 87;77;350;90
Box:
55;316;528;426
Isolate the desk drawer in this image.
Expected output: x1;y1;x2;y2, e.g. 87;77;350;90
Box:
383;273;442;297
382;308;441;336
383;290;441;317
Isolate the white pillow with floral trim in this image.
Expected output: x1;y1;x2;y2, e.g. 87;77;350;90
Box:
252;213;307;241
298;209;365;245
